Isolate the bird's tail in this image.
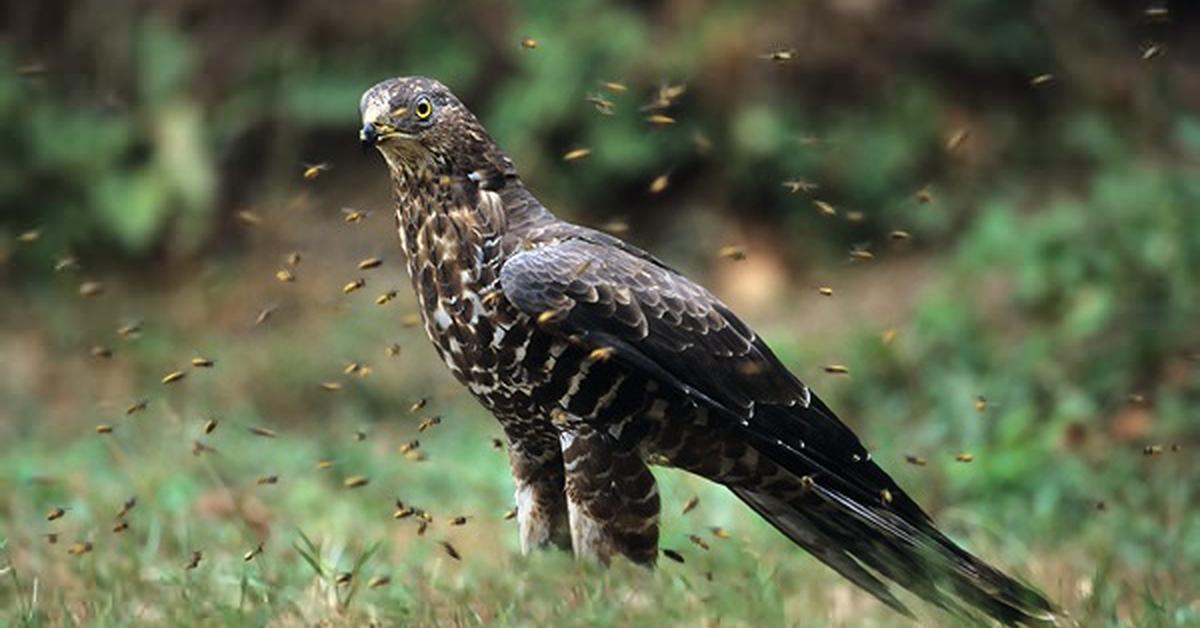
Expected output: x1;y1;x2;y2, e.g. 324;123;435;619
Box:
732;483;1060;625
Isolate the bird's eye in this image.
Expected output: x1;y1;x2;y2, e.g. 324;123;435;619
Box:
414;97;433;120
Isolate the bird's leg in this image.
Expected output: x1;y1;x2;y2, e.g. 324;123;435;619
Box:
559;423;660;566
506;430;571;553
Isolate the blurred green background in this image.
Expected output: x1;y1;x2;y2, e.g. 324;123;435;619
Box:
1;1;1197;626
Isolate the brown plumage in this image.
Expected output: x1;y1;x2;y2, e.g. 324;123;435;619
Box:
360;76;1059;625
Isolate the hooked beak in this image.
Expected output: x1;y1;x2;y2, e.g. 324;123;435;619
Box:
360;107;409;150
360;123;379;150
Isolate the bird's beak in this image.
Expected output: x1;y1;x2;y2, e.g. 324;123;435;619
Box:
360;123;379;150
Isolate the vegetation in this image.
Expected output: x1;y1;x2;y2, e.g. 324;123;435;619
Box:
1;1;1196;625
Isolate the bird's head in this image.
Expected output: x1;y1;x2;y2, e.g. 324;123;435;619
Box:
359;76;510;177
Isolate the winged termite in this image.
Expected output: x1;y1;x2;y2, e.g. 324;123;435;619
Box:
586;94;615;115
116;320;142;338
358;257;383;270
562;148;592;162
254;305;277;326
440;541;461;560
848;245;874;261
243;544;263;561
717;245;747;261
782;179;818;194
662;548;685;563
648;174;669;194
192;441;217;456
344;476;370;488
681;496;700;515
600;219;630;234
342;208;370;223
236;210;262;226
303;163;331;180
78;281;104;297
368;575;391;588
248;426;277;438
117;497;137;519
16;228;41;243
191;357;215;368
758;48;797;62
945;128;970;152
162;370;186;384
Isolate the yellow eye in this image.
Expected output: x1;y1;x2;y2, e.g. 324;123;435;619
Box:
414;97;433;120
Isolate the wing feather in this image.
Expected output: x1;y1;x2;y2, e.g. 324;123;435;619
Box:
499;231;920;515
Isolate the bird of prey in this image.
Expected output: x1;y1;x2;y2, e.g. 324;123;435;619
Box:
360;76;1058;625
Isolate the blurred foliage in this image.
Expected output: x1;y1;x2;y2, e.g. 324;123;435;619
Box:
2;0;1194;266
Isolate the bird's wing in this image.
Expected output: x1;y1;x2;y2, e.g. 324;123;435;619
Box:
500;230;1059;625
498;230;923;518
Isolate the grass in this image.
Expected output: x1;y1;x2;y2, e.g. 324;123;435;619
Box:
0;192;1196;627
